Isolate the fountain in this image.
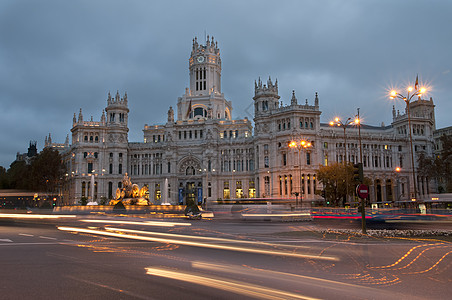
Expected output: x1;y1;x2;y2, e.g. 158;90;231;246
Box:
87;174;98;205
161;178;169;205
109;173;149;205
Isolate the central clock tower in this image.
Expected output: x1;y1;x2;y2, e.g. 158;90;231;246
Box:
189;35;222;96
177;36;232;121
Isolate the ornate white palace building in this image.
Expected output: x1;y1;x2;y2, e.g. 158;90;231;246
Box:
50;36;438;206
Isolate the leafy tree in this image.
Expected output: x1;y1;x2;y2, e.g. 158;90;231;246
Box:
417;135;452;193
440;135;452;192
0;166;8;189
317;162;353;206
318;162;372;206
6;160;32;190
30;148;65;193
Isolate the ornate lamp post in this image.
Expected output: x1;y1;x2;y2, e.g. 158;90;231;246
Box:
289;140;312;207
390;78;426;200
330;115;360;207
329;117;359;163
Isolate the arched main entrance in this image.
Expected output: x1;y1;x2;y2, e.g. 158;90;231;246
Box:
177;156;203;205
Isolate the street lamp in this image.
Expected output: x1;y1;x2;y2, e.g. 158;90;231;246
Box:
394;167;404;206
390;77;426;200
289;140;312;207
329;116;359;163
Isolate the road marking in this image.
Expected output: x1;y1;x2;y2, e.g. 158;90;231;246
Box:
66;276;153;300
0;242;59;246
39;236;57;240
0;239;13;242
19;233;34;237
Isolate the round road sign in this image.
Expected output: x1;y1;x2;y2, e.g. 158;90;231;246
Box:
357;184;369;199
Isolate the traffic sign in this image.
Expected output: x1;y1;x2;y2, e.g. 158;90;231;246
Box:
356;184;369;199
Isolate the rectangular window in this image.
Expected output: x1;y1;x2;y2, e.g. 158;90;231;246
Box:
249;180;255;198
306;153;311;165
223;181;230;199
155;184;161;200
264;156;269;168
88;163;93;174
236;181;243;198
283;153;287;166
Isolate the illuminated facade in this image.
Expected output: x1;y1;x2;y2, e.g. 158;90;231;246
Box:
58;37;438;206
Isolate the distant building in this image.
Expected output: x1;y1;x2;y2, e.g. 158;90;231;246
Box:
433;125;452;156
15;141;38;164
51;36;444;206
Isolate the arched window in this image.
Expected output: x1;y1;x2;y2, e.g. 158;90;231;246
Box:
194;107;205;118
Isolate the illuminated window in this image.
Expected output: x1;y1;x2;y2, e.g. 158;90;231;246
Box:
249;181;255;198
223;181;230;199
155;183;161;200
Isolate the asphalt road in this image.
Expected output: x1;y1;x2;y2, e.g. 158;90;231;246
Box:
1;216;451;299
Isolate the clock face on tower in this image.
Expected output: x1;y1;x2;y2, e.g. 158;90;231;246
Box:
197;56;205;63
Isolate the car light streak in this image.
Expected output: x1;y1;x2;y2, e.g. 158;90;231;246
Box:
370;243;445;269
105;227;310;249
403;250;452;274
386;245;450;271
241;213;311;217
58;226;338;261
0;213;76;219
145;267;320;300
80;219;191;227
192;261;402;289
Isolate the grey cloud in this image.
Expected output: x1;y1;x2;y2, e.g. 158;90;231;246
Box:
1;0;451;167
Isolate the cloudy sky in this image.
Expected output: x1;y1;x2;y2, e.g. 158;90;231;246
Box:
1;0;451;168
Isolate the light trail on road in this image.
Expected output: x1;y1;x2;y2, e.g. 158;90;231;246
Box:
191;261;409;300
145;266;320;300
105;227;310;249
0;213;76;219
80;219;191;227
58;226;339;261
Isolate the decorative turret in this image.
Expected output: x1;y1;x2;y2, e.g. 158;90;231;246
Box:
73;113;77;125
101;110;106;124
78;108;83;123
168;106;174;122
314;92;319;108
253;76;280;115
105;90;129;127
290;90;298;105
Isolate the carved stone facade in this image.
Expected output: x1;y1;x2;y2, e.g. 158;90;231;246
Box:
59;37;440;206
